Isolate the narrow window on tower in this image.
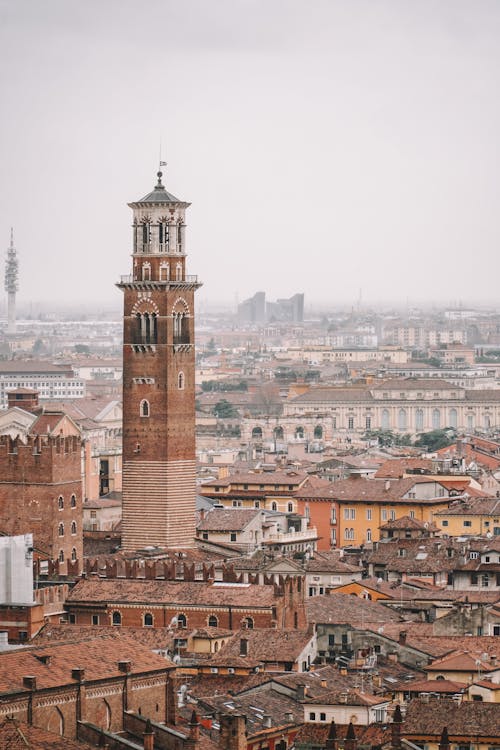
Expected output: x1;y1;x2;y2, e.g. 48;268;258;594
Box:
176;262;182;281
142;221;149;251
181;314;189;344
160;263;169;281
145;313;151;344
178;372;185;390
140;399;150;418
135;313;142;344
177;221;182;251
152;314;158;344
142;264;151;281
159;222;163;247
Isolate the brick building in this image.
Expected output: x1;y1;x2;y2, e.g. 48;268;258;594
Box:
0;633;176;740
0;431;83;574
65;577;307;631
118;168;201;551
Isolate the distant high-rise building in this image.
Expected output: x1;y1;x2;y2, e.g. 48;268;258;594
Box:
4;228;18;335
237;291;304;324
237;291;266;324
267;293;304;323
118;168;201;552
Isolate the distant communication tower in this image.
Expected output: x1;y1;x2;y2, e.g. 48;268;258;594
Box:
4;228;18;335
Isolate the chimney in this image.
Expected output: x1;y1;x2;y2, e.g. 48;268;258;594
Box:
321;679;327;688
384;480;391;491
263;715;272;728
344;722;357;750
438;727;450;750
285;712;293;723
72;668;85;682
325;719;338;750
398;631;407;646
296;684;307;700
143;718;155;750
118;660;132;673
23;676;36;690
189;710;200;741
391;704;402;750
219;714;247;750
239;638;248;657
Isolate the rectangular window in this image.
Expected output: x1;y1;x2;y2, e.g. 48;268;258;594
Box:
350;508;356;520
230;532;237;542
348;417;354;429
69;613;76;624
344;508;350;520
381;510;387;521
464;520;472;527
442;520;449;526
409;510;415;519
92;614;99;626
366;508;372;521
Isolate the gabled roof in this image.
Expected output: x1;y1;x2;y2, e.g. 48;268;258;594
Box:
0;633;171;694
197;508;262;532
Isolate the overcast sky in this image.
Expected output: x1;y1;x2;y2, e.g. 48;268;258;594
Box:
1;0;499;311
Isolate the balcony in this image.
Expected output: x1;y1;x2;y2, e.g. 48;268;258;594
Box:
262;527;318;545
119;274;199;285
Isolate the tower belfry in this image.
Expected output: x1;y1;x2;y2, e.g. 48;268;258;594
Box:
118;169;201;552
4;228;18;335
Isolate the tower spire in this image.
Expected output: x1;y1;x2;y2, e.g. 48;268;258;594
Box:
5;228;19;336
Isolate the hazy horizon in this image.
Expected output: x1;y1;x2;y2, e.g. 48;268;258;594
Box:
1;0;499;309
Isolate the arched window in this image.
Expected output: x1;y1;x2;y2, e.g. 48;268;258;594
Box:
271;501;277;511
449;408;458;429
287;502;293;513
244;617;254;630
177;613;187;628
484;414;491;429
366;529;372;542
415;408;424;431
71;547;77;562
314;425;323;439
398;409;407;431
208;615;218;627
177;222;183;252
252;426;263;439
140;399;150;418
70;494;76;508
176;263;182;281
274;426;284;440
58;523;64;537
432;408;441;429
295;426;304;439
58;496;64;510
144;613;153;627
178;372;185;390
58;549;64;563
71;521;77;535
381;409;390;429
112;611;122;626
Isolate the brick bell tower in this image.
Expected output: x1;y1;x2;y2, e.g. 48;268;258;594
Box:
118;168;201;552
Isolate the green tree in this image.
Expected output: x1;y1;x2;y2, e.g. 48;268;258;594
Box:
213;399;238;418
414;429;456;452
